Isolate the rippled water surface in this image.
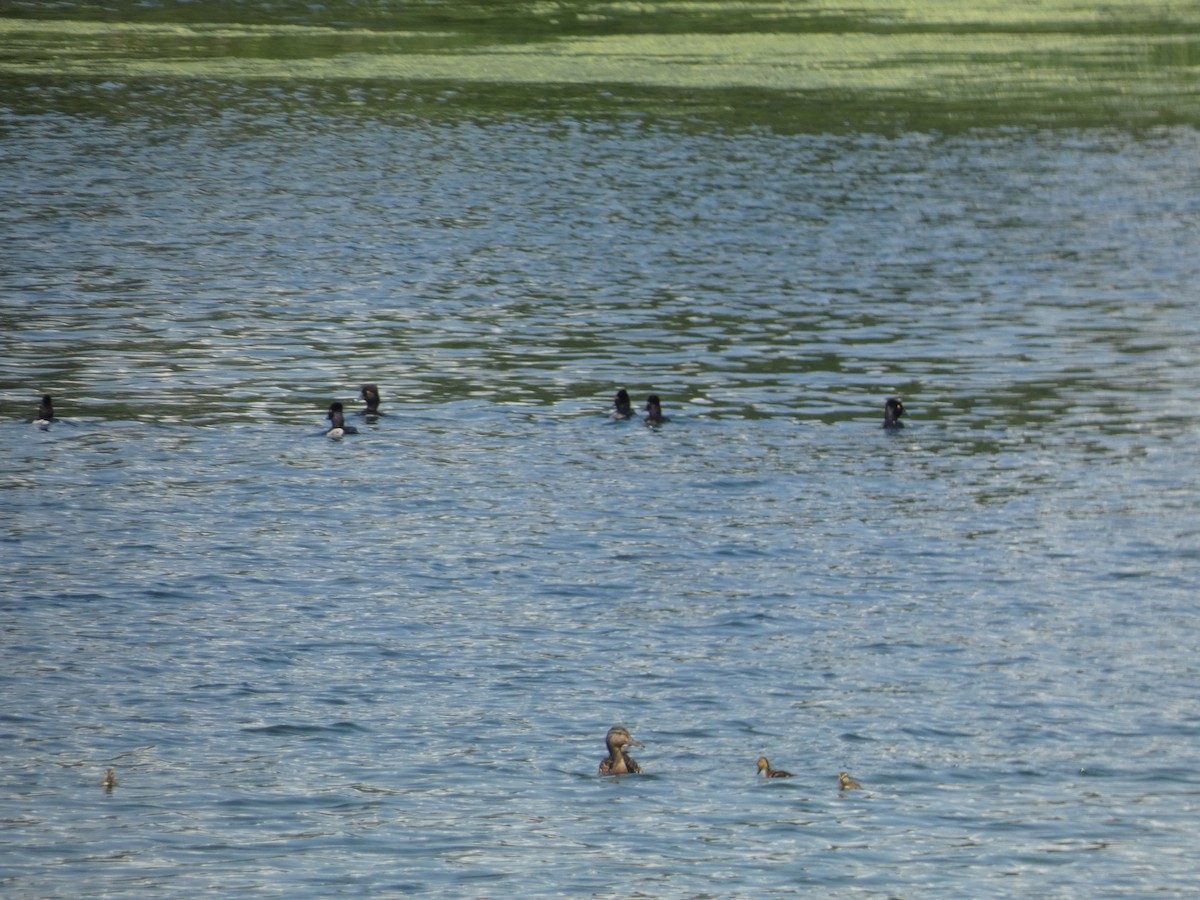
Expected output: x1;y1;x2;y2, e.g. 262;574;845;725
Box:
3;2;1200;896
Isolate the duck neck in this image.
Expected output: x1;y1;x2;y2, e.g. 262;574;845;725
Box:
608;746;627;773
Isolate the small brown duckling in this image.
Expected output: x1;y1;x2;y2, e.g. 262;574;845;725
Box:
883;397;905;429
102;768;117;791
838;771;862;791
757;757;794;778
598;726;644;776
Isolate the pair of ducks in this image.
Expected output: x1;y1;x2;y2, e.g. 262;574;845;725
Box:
612;390;669;426
757;757;863;791
326;384;382;438
599;727;863;791
614;392;904;428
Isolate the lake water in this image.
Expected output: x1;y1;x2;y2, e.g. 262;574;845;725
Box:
2;2;1200;896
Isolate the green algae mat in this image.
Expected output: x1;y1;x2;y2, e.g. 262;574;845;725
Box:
2;1;1197;129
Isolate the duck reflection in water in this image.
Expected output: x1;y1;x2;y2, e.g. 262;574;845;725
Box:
598;726;644;776
757;757;794;778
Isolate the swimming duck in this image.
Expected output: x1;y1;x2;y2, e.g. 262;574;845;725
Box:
757;757;794;778
102;768;117;791
612;389;634;420
326;402;358;439
644;395;669;426
36;394;55;427
360;384;381;417
883;397;905;429
838;771;862;791
598;726;644;776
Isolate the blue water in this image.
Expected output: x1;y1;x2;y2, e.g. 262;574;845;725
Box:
3;80;1200;895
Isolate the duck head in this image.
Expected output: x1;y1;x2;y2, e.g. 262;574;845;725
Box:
606;726;644;753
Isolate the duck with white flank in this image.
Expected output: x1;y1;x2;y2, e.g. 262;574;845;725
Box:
36;394;56;428
612;389;634;420
326;402;359;439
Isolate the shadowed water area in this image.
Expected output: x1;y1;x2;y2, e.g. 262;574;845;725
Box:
2;2;1200;896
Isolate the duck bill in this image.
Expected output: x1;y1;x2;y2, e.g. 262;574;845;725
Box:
626;739;645;750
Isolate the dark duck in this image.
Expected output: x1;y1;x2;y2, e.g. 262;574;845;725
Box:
36;394;56;427
757;757;794;778
360;384;381;418
326;402;358;438
598;726;644;776
612;389;634;420
883;397;905;429
643;395;669;426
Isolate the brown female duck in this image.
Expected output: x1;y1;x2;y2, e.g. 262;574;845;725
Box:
598;726;644;776
360;384;381;418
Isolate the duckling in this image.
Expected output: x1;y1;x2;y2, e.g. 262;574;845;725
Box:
643;394;669;426
612;389;634;420
757;757;794;778
102;768;117;791
36;394;55;428
838;771;862;791
882;397;905;429
598;726;644;776
326;402;358;439
360;384;381;418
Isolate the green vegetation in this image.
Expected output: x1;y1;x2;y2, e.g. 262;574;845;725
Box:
1;1;1197;129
